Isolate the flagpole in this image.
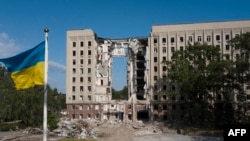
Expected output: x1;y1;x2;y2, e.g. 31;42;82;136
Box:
43;28;49;141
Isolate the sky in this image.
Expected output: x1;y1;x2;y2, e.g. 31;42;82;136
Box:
0;0;249;93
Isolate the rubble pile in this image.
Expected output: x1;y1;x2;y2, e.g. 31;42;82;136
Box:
52;118;101;139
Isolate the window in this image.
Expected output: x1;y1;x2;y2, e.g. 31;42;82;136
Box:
153;105;158;110
73;59;76;65
80;77;83;83
88;86;92;92
80;59;83;65
101;79;103;85
88;68;91;73
80;50;84;56
80;95;83;101
153;38;157;44
88;41;91;46
154;95;158;100
163;56;166;61
88;59;91;64
73;42;76;47
88;50;91;55
188;36;192;42
162;38;166;43
154;57;157;62
72;77;76;83
163;105;167;110
180;46;184;51
216;35;220;41
88;77;91;82
88;95;91;101
73;68;76;74
171;37;175;43
197;36;202;42
225;34;230;40
80;68;83;74
180;37;184;42
154;66;157;72
80;86;83;92
162;47;166;53
163;95;167;100
162;66;167;71
154;76;158;81
72;86;75;92
163;85;167;90
207;35;211;42
73;50;76;56
171;47;175;52
225;54;230;60
80;41;84;47
154;47;157;53
225;45;230;50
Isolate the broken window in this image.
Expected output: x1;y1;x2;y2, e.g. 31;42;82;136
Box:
72;77;75;83
80;59;83;65
162;47;166;53
154;66;157;72
188;36;192;42
171;47;175;52
88;96;91;101
163;105;167;110
154;57;157;62
162;37;166;43
80;68;83;74
153;38;157;44
154;76;158;81
88;41;91;46
80;95;83;101
216;35;220;41
154;47;157;53
101;79;103;85
80;41;84;47
88;86;92;92
207;35;211;42
88;68;91;73
153;105;158;110
72;95;75;100
80;86;83;92
73;42;76;47
180;46;184;51
171;37;175;43
73;50;76;56
180;37;184;42
225;34;230;40
80;77;83;83
72;68;76;74
73;59;76;65
88;77;91;82
154;95;158;100
80;50;84;56
72;86;75;92
88;50;91;55
88;59;91;64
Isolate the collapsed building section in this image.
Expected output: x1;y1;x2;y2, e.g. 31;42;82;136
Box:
66;29;149;122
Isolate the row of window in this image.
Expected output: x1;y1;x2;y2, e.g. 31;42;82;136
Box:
71;104;100;110
72;68;91;74
153;34;239;44
72;59;92;65
71;113;100;119
72;86;92;92
72;41;92;47
72;76;92;83
72;50;91;56
71;94;92;101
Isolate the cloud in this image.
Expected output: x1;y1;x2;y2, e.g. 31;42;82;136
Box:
0;32;21;58
48;61;66;73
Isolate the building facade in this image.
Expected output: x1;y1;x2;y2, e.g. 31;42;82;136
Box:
66;20;250;122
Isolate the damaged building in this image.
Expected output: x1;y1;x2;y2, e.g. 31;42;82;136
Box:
66;20;250;122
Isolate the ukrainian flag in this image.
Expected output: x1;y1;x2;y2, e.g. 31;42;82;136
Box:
0;41;45;90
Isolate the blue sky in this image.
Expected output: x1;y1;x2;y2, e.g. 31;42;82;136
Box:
0;0;249;93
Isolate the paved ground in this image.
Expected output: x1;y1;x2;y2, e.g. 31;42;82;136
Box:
133;134;223;141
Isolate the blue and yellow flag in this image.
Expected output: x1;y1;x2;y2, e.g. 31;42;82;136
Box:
0;41;45;90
